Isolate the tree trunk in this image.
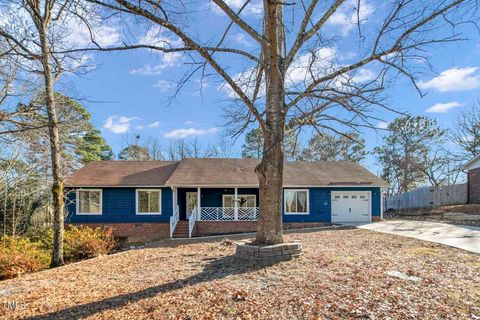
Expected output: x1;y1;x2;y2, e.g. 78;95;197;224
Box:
255;0;285;245
11;191;16;237
39;30;64;267
255;85;285;245
3;186;7;236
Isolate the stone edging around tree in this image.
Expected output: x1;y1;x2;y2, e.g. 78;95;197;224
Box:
235;240;302;262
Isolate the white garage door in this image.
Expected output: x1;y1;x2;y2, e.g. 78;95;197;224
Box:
331;191;371;223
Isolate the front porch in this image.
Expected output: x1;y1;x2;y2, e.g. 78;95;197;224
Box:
170;187;260;238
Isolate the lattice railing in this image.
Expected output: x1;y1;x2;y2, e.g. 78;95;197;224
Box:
169;205;179;238
188;207;198;238
200;207;235;221
200;207;259;221
238;207;259;221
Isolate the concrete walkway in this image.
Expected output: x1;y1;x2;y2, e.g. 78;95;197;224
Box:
348;220;480;254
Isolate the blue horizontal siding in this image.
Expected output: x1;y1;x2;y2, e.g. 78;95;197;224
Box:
282;188;329;223
65;186;381;224
200;188;260;207
66;188;172;223
282;187;381;223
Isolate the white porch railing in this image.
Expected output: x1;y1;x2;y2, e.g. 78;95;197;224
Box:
200;207;259;221
169;205;179;238
238;207;259;220
188;207;198;238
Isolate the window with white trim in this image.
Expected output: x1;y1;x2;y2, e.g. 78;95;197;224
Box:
223;195;256;207
284;189;309;214
77;189;102;215
136;189;162;214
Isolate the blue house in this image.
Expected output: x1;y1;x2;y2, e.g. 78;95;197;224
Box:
65;158;387;242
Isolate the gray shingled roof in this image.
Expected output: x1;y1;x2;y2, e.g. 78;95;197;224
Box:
65;161;179;187
65;158;387;187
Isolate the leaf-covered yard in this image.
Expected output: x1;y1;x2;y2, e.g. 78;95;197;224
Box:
1;229;479;319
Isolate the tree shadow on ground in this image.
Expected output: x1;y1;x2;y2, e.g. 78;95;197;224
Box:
28;255;282;320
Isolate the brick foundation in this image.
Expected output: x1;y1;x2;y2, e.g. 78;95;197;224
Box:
194;221;330;237
372;216;382;222
69;221;332;242
468;168;480;204
68;223;169;243
284;222;330;229
194;221;257;236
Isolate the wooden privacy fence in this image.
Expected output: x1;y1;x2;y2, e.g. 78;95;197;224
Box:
386;183;468;210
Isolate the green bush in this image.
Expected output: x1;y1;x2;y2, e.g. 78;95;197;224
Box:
39;225;115;263
0;236;50;280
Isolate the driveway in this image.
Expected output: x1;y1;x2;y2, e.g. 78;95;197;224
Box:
350;220;480;254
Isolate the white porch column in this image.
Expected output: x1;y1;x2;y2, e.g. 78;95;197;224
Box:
234;187;238;220
172;187;177;211
197;187;201;220
380;188;384;220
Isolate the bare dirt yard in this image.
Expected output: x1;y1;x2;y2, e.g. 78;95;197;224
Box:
0;229;479;320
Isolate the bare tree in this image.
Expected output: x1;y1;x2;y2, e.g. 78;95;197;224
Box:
167;138;219;160
216;138;234;158
0;0;105;265
119;135;164;160
301;132;367;163
80;0;480;244
450;102;480;162
0;144;47;236
241;128;303;160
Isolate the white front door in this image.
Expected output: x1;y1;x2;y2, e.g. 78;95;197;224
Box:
331;191;371;223
186;192;198;218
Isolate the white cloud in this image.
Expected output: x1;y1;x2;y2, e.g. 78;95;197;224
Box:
148;121;162;128
139;26;184;47
219;46;374;99
218;43;381;100
376;121;389;129
233;33;252;47
131;27;184;75
130;65;164;75
418;67;480;92
0;4;120;71
130;52;182;75
352;68;375;82
135;125;145;130
425;102;462;113
65;19;121;48
212;0;262;16
153;80;175;92
164;127;219;139
286;47;338;86
103;116;140;134
184;120;202;125
328;0;374;35
64;53;94;71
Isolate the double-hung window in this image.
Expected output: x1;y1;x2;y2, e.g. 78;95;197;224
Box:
284;189;309;214
136;189;162;214
77;189;102;215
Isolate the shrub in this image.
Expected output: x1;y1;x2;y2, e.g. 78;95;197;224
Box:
64;225;115;262
39;225;115;263
0;236;50;280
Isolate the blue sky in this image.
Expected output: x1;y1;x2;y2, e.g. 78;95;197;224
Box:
58;0;480;174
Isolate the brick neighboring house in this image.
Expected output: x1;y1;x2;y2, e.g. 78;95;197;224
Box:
464;154;480;204
65;158;388;242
